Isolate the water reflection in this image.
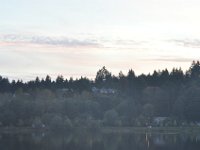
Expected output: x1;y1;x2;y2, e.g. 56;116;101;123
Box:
1;131;200;150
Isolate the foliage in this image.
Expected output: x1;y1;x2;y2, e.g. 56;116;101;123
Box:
0;61;200;127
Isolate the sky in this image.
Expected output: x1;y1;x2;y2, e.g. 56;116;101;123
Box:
1;0;200;81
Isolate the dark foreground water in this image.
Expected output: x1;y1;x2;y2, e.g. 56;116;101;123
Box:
1;130;200;150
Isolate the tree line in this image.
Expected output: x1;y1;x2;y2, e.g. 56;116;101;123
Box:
0;61;200;129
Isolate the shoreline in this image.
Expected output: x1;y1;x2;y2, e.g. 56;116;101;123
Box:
1;127;200;134
101;127;200;134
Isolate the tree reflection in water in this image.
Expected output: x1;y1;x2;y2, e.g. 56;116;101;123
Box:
0;131;200;150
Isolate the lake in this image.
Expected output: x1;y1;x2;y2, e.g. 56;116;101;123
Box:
1;130;200;150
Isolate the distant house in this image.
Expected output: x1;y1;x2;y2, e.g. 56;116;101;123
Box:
107;88;116;94
92;87;99;93
153;117;168;125
92;87;116;94
100;88;108;94
196;122;200;126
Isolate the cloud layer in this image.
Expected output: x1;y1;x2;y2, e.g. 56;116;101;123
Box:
0;34;101;48
147;56;194;63
169;39;200;48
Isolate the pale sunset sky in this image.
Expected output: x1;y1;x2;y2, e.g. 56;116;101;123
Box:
0;0;200;81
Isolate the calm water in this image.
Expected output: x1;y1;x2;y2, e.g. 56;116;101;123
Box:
1;131;200;150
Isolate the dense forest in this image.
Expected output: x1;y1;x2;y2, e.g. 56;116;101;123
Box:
1;61;200;129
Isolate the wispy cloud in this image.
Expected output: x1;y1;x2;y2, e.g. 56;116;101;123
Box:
0;34;151;51
168;39;200;48
95;38;149;50
0;34;101;48
115;40;148;46
144;56;194;63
